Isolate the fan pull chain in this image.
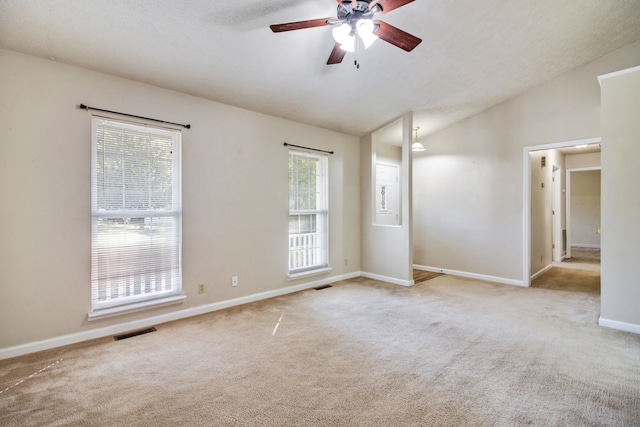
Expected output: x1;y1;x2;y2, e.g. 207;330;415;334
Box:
355;35;360;69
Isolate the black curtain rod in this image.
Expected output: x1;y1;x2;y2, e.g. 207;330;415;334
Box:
79;104;191;129
284;142;334;155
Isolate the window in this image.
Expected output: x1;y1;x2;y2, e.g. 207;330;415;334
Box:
288;150;329;274
90;118;183;317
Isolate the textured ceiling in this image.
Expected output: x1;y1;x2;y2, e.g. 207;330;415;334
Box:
1;0;640;137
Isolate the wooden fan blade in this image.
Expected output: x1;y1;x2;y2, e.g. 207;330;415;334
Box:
270;18;332;32
376;0;415;15
327;43;346;64
374;21;422;52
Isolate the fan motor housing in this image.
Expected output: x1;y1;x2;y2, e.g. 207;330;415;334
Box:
337;1;382;21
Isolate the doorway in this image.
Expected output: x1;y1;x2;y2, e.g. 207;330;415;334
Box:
565;168;601;260
522;137;601;287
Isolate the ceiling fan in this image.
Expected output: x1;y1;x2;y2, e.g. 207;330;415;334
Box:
269;0;421;67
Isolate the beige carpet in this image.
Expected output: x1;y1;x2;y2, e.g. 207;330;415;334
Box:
1;275;639;426
532;267;600;294
413;269;443;283
554;247;601;272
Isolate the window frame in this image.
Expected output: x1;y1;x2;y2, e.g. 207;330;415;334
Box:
89;117;184;319
288;149;330;276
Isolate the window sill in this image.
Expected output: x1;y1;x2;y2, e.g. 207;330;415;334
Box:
88;294;187;320
288;267;332;281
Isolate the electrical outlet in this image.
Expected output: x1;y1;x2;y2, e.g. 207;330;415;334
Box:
198;283;205;294
344;258;348;266
232;276;238;287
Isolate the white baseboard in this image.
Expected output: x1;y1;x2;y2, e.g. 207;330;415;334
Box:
0;271;361;361
413;264;525;287
598;317;640;334
531;264;553;281
572;244;601;249
361;272;414;287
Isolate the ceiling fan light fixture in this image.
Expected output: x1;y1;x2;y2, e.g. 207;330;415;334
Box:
360;31;378;49
269;0;421;66
356;19;378;49
332;23;351;44
339;34;356;52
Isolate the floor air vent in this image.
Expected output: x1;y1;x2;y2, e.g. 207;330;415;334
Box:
314;285;332;290
113;327;157;341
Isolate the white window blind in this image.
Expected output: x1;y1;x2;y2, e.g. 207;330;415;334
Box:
288;150;328;274
91;118;182;315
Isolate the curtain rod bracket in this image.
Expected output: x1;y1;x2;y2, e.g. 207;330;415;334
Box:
79;104;191;129
284;142;334;155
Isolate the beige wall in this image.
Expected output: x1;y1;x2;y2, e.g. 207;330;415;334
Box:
599;65;640;331
565;152;601;169
412;40;640;284
570;170;601;247
0;49;361;353
360;114;413;285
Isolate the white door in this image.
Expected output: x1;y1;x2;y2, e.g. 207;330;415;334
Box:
375;163;399;225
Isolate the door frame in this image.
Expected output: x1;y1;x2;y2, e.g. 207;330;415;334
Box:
565;166;601;259
522;137;601;287
552;165;563;262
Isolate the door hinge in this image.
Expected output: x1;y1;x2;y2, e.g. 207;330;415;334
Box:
552;210;555;215
552;244;556;249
